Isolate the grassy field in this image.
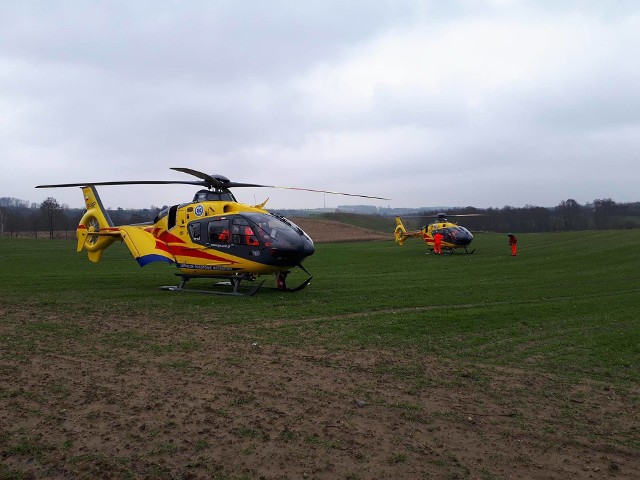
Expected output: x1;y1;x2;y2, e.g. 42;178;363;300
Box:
1;231;640;479
1;230;639;385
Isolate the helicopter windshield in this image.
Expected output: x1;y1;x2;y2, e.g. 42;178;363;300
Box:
241;212;312;249
440;226;473;246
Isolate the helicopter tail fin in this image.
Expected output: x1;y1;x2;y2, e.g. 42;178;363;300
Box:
76;185;175;266
394;217;410;246
76;186;120;262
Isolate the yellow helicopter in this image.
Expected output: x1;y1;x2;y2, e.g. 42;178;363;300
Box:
394;213;481;254
36;167;389;295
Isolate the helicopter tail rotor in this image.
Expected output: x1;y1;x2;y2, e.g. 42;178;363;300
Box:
394;217;426;245
76;186;120;262
394;217;413;245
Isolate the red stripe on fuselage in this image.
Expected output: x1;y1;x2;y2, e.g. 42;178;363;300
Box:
158;231;184;244
154;239;172;254
169;244;237;263
154;229;236;264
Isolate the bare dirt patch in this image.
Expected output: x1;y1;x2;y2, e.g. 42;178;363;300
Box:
1;309;638;479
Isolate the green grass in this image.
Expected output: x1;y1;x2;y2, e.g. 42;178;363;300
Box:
1;230;639;384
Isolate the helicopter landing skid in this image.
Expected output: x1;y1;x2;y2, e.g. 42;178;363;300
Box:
159;273;265;296
269;274;313;292
264;264;313;293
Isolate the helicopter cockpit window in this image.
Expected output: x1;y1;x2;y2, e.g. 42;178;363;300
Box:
208;219;230;244
240;212;308;249
231;218;260;246
188;222;201;242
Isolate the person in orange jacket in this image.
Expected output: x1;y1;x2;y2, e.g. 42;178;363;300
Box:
433;231;444;255
245;226;260;246
507;233;517;256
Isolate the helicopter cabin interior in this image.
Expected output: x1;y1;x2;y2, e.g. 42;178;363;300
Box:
188;217;260;247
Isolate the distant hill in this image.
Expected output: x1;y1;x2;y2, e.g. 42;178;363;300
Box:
307;212;395;234
290;217;391;243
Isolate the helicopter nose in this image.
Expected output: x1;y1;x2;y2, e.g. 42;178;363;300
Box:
451;227;473;246
302;239;315;257
460;233;473;245
269;237;315;264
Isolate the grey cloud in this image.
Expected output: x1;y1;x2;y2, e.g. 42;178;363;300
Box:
2;1;640;210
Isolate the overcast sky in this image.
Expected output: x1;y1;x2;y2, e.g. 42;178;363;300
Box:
2;0;639;210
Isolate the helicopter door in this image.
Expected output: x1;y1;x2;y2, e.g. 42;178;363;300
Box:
206;219;231;245
231;217;260;247
441;228;454;243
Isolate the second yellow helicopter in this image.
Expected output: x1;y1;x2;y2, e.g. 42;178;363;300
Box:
394;213;480;254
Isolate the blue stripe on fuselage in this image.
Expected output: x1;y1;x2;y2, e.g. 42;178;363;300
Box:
137;254;175;267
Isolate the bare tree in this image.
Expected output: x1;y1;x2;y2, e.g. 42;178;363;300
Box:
40;197;62;239
0;206;6;235
592;198;616;230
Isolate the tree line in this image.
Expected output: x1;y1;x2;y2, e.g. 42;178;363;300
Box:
417;198;640;233
1;196;639;239
0;197;164;239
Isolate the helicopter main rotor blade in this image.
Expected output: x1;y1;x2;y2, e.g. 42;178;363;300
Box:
36;180;206;188
37;167;390;200
172;167;390;199
392;213;487;220
399;214;485;218
170;168;271;189
170;168;224;189
225;182;272;188
445;214;485;217
271;186;390;201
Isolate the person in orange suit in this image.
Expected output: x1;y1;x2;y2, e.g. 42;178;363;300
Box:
433;231;444;255
508;233;517;256
245;226;260;246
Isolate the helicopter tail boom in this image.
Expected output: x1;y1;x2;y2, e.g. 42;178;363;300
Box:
76;186;175;266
